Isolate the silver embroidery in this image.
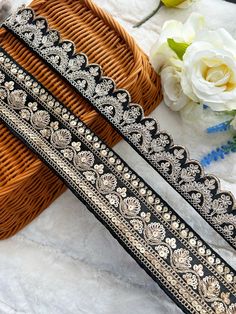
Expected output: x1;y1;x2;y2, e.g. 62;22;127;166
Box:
0;50;236;314
4;6;236;250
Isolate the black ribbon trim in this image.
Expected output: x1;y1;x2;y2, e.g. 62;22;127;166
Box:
0;47;236;314
3;6;236;250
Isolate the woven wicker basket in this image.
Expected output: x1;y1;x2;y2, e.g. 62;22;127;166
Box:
0;0;162;239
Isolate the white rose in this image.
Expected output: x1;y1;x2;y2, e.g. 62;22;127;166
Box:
161;65;190;111
181;28;236;111
150;13;205;72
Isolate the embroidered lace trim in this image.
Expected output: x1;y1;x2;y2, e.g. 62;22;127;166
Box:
0;48;236;314
4;6;236;250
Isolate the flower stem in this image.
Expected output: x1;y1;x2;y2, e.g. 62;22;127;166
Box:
133;2;163;28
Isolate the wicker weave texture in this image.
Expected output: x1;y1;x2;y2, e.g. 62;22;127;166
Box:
0;0;162;239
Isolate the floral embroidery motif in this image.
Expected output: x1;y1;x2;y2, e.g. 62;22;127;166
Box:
20;108;30;120
183;273;198;290
156;245;169;259
74;151;94;170
172;248;192;270
83;171;96;184
4;6;236;250
9;89;27;109
144;222;166;244
106;194;120;207
98;173;117;193
130;219;144;234
51;129;72;148
201;276;220;299
0;48;236;314
32;110;50;129
121;197;141;217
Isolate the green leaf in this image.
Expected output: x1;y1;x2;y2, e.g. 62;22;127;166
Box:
167;38;189;60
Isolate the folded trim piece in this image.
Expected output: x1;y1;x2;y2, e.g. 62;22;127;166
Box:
4;6;236;250
0;48;236;314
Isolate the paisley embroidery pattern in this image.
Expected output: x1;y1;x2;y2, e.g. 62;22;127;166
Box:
0;49;236;314
4;6;236;250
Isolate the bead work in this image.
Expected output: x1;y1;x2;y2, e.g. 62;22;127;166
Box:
0;48;236;314
4;6;236;250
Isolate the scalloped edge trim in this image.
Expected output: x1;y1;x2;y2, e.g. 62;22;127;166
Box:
3;5;236;250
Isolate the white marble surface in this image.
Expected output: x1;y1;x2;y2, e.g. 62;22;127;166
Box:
1;0;236;313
